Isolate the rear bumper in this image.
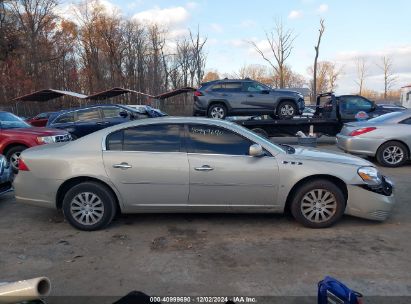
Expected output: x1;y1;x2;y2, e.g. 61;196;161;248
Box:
336;134;383;156
193;101;207;116
14;171;61;209
345;183;395;221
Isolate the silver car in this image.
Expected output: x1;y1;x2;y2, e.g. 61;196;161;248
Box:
337;110;411;167
14;117;395;231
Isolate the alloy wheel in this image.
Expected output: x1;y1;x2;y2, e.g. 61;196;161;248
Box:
382;146;404;165
300;189;337;223
10;152;21;170
210;106;225;119
70;192;105;226
280;104;295;117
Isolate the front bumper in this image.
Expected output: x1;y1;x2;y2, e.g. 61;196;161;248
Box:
345;178;395;221
336;134;383;156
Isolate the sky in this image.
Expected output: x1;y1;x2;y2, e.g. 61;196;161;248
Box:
60;0;411;94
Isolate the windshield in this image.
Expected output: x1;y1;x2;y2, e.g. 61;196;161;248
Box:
368;111;405;123
0;112;31;129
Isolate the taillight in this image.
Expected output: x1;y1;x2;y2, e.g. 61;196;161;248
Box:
349;127;376;137
194;91;203;97
18;158;30;171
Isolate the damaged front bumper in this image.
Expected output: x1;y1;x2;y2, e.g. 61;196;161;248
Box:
345;176;395;221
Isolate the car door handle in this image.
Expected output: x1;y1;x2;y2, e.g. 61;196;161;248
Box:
97;121;110;125
194;165;214;172
113;162;132;169
248;94;254;97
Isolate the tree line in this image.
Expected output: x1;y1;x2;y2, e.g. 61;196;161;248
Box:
0;0;207;113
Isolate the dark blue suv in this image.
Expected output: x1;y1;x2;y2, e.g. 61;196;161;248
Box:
47;104;166;139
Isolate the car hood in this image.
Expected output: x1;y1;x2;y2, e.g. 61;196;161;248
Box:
3;127;68;136
292;147;372;166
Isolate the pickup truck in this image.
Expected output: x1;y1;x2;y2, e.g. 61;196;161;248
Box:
238;93;404;137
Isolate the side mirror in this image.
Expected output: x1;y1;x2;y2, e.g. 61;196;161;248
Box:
261;90;270;94
119;111;129;118
249;144;264;157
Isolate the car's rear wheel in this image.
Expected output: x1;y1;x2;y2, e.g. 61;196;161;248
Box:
62;182;116;231
291;179;346;228
5;145;28;172
207;103;227;119
376;141;409;167
277;101;297;119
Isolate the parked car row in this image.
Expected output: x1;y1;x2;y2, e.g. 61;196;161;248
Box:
46;104;166;139
0;104;167;171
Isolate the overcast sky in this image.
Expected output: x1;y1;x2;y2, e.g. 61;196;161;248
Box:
60;0;411;93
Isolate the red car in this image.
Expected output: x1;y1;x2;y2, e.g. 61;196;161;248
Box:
0;111;71;170
26;111;54;127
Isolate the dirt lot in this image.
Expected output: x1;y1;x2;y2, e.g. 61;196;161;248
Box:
0;142;410;302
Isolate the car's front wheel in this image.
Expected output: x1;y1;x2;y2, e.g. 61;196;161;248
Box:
62;182;117;231
277;101;297;119
291;179;346;228
207;103;227;119
376;141;409;167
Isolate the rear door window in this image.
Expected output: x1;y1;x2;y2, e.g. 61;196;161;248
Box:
75;108;101;122
211;82;242;92
106;124;183;152
55;112;75;124
102;106;123;119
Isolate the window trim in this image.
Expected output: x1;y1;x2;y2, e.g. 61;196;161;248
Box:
104;123;185;153
399;117;411;125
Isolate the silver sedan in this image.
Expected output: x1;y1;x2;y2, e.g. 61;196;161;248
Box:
14;117;395;231
337;110;411;167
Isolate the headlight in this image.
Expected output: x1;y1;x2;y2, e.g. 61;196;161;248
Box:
358;166;382;186
37;136;55;144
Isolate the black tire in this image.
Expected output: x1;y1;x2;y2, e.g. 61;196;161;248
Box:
62;182;117;231
291;179;346;228
376;141;409;167
277;101;297;119
5;145;28;172
252;128;269;138
207;103;227;119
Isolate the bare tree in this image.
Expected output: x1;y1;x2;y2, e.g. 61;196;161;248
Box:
312;19;325;102
355;57;367;95
189;27;207;87
377;56;396;99
249;20;296;88
308;61;341;94
9;0;59;89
